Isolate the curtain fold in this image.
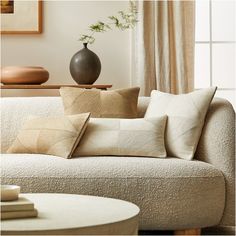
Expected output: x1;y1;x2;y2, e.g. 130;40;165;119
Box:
132;0;195;95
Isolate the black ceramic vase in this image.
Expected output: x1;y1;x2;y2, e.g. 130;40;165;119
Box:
69;43;101;84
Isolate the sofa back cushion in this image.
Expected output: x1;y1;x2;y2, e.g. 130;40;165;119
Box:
1;97;64;153
0;96;149;153
1;96;234;159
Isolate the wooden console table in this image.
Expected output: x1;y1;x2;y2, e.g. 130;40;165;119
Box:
0;84;112;90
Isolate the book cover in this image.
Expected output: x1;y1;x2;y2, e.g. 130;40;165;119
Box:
1;197;34;212
1;208;38;220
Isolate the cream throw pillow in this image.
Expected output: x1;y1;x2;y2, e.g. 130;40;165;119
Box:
7;113;90;159
59;87;140;118
145;87;217;160
73;116;167;158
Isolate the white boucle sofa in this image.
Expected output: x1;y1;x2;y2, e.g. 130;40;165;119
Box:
1;96;235;232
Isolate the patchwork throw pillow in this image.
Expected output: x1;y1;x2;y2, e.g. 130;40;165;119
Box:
73;116;167;158
59;87;140;118
7;113;90;159
145;87;217;160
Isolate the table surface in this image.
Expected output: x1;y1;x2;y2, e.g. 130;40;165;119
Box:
1;193;139;235
0;84;112;89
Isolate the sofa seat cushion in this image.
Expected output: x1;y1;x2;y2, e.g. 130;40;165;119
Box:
1;154;225;230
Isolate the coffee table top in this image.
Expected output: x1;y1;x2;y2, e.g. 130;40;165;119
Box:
1;193;140;235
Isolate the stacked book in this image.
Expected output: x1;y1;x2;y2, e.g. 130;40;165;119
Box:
1;197;38;220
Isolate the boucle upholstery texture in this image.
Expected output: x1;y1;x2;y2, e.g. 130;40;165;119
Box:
1;96;235;228
145;87;217;160
60;87;140;118
1;97;64;154
195;98;235;226
1;154;225;230
74;116;167;158
7;113;90;158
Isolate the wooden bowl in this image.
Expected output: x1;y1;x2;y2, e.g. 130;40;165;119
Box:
1;185;21;201
0;66;49;85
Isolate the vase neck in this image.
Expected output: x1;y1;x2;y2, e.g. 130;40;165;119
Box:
83;43;88;49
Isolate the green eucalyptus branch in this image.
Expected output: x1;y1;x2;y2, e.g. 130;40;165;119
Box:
79;0;138;44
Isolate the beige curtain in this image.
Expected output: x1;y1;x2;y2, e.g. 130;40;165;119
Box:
132;0;195;95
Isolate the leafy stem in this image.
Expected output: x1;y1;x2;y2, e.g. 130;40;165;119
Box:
79;0;138;44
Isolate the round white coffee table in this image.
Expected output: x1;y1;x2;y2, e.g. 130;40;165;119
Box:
1;193;140;235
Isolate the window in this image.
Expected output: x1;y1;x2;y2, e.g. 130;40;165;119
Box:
195;0;235;109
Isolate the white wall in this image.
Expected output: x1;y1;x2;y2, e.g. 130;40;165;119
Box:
1;1;131;96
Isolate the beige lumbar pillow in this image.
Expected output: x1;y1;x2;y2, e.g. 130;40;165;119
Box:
73;116;167;158
7;113;90;159
145;87;217;160
59;87;140;118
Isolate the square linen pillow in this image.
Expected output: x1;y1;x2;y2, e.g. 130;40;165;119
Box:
73;116;167;158
59;87;140;118
145;87;217;160
7;113;90;159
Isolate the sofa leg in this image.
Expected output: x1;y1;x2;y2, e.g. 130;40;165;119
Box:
174;228;201;235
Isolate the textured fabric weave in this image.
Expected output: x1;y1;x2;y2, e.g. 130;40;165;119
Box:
60;87;140;118
7;113;90;158
145;87;217;160
73;117;167;158
195;98;235;226
1;154;225;230
0;96;234;227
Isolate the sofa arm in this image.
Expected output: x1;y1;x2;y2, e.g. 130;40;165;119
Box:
195;98;235;227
